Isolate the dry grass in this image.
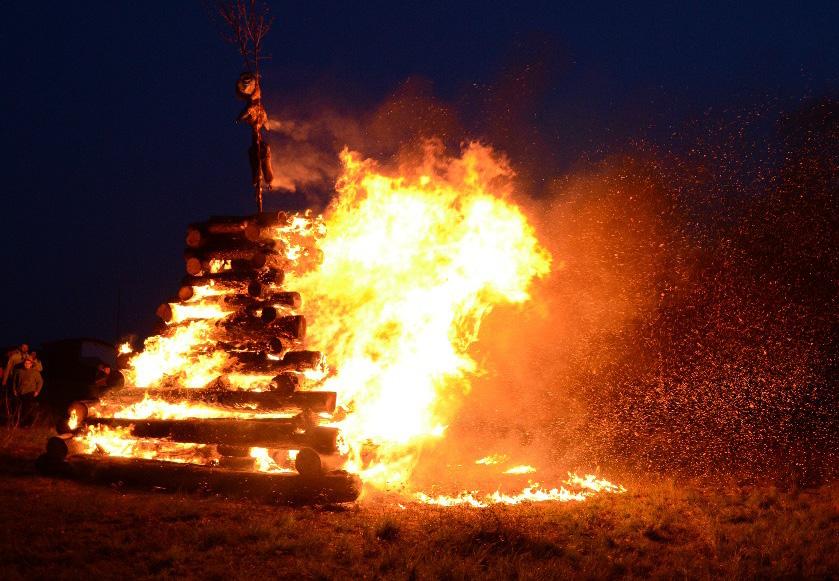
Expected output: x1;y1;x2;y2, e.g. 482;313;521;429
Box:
0;428;836;580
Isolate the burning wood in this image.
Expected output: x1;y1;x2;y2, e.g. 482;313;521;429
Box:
40;210;352;503
84;418;341;454
40;144;626;507
86;386;335;414
43;455;361;504
177;269;283;301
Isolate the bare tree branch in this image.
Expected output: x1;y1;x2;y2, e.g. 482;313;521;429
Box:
215;0;273;73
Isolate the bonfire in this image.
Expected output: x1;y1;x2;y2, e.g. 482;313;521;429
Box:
40;143;625;505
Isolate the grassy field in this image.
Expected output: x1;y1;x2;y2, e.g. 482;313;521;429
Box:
0;427;836;580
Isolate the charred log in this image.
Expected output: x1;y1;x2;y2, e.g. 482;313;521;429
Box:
218;455;257;471
222;314;306;340
48;454;362;504
234;350;322;374
294;447;347;477
225;291;301;310
185;246;276;276
216;335;291;355
44;434;86;461
92;385;335;413
156;303;174;322
85;418;340;454
177;269;283;300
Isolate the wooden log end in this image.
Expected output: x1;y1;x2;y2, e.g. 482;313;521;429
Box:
185;257;203;276
270;372;300;396
155;303;173;323
248;281;265;297
177;285;195;301
185;227;203;248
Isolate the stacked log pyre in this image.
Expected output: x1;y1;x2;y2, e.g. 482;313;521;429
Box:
38;212;361;504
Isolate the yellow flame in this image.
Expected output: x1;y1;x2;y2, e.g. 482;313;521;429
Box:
168;302;233;324
475;454;507;465
79;425;215;464
125;322;228;388
111;396;286;420
504;465;537;475
67;409;80;431
291;142;551;489
85;141;625;506
414;473;626;507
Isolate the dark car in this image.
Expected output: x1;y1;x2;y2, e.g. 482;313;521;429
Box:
39;338;121;411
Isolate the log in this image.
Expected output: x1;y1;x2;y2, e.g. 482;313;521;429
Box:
269;373;303;396
186;228;249;249
56;401;92;434
217;444;252;457
184;254;286;277
186;213;292;245
186;224;276;249
216;336;290;355
222;314;306;340
218;455;257;471
47;454;362;504
185;239;276;259
156;303;174;322
225;291;301;310
195;216;252;235
85;418;341;454
92;385;335;413
235;351;323;374
177;269;283;301
185;249;270;276
294;447;347;477
44;434;86;461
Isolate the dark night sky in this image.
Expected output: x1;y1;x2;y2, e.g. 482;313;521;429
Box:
1;1;836;348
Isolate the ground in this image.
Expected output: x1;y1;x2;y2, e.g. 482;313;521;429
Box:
0;428;836;580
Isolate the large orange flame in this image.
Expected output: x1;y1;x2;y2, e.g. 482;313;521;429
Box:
87;139;624;505
292;141;551;490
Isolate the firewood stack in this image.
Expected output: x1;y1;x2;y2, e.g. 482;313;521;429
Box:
38;212;361;504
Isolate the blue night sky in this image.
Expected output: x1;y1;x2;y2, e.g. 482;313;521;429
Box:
1;1;836;346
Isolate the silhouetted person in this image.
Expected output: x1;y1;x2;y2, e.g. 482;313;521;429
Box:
27;350;43;372
3;343;29;386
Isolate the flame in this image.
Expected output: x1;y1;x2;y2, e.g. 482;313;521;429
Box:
414;473;626;507
75;140;625;506
126;322;229;388
168;302;233;324
504;465;537;475
110;396;288;420
292;142;551;490
475;454;507;465
249;447;297;473
79;424;216;464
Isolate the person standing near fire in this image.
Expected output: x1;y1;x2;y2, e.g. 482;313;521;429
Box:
12;357;43;424
3;343;29;387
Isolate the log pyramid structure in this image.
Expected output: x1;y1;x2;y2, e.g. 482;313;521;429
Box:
39;212;361;504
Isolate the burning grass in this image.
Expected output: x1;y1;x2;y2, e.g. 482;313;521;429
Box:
0;429;836;579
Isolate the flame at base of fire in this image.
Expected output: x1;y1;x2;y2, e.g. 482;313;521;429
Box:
414;473;626;507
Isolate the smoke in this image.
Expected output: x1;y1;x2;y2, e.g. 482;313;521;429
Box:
447;99;838;485
265;77;463;203
266;75;837;486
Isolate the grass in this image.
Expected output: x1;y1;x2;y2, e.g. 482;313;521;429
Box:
0;427;836;580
